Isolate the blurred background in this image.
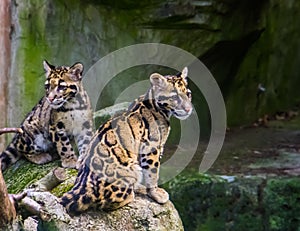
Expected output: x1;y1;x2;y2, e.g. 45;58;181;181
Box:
1;0;300;130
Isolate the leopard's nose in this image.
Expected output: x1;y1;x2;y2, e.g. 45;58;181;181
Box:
47;96;55;103
184;104;193;113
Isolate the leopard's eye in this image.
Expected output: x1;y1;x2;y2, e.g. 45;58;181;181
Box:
44;83;50;90
187;89;192;99
57;85;67;91
170;95;179;101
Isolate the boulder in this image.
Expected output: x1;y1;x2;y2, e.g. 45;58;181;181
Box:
22;192;183;231
3;160;183;231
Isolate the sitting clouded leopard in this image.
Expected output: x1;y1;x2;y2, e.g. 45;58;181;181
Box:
0;61;93;171
60;67;192;215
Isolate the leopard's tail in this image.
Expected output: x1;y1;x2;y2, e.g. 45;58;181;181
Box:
59;167;96;215
0;142;21;171
60;165;136;215
59;191;85;216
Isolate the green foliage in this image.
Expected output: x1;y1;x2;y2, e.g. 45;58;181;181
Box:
164;172;300;231
264;178;300;231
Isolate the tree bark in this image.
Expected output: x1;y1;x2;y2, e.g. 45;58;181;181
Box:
0;127;22;229
0;0;11;152
0;163;16;229
30;167;66;191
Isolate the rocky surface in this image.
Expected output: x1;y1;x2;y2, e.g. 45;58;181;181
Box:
19;191;183;231
3;161;183;231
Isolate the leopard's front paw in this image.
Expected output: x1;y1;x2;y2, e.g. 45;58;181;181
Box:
147;187;169;204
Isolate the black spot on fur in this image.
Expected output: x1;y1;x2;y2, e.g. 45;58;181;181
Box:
25;146;31;153
111;185;119;192
151;148;157;155
104;181;111;187
61;136;68;142
147;159;153;165
7;147;19;158
116;193;123;198
68;203;80;215
82;195;92;204
127;188;132;195
104;189;112;199
57;121;64;129
54;134;60;142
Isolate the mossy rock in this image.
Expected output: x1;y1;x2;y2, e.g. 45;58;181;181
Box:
164;171;300;231
3;160;184;231
164;171;264;231
3;159;59;194
3;159;78;196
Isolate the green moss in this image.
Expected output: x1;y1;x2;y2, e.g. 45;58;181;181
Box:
15;0;51;117
3;159;59;194
3;158;78;196
51;168;78;197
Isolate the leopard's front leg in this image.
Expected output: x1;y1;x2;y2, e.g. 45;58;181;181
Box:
74;120;93;169
50;122;77;168
140;147;169;204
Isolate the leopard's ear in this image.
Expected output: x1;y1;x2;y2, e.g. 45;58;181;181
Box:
68;62;84;81
43;60;55;77
150;73;168;89
181;67;188;84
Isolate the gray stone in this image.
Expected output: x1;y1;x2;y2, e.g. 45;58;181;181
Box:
23;192;183;231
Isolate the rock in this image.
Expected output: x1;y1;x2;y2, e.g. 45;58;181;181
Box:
23;217;38;231
3;161;183;231
23;192;183;231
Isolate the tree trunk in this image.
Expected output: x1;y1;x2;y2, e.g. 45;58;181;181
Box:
0;163;16;229
0;127;22;229
0;0;11;152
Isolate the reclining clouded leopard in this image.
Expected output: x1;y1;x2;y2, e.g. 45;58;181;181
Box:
0;61;93;171
60;67;193;215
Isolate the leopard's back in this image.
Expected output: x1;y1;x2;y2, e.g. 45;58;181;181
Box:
0;61;93;171
60;67;193;215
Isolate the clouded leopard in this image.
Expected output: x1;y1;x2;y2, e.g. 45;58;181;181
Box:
0;61;93;171
60;67;192;215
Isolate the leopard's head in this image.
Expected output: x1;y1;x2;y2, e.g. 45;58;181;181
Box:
150;67;193;120
43;60;84;109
